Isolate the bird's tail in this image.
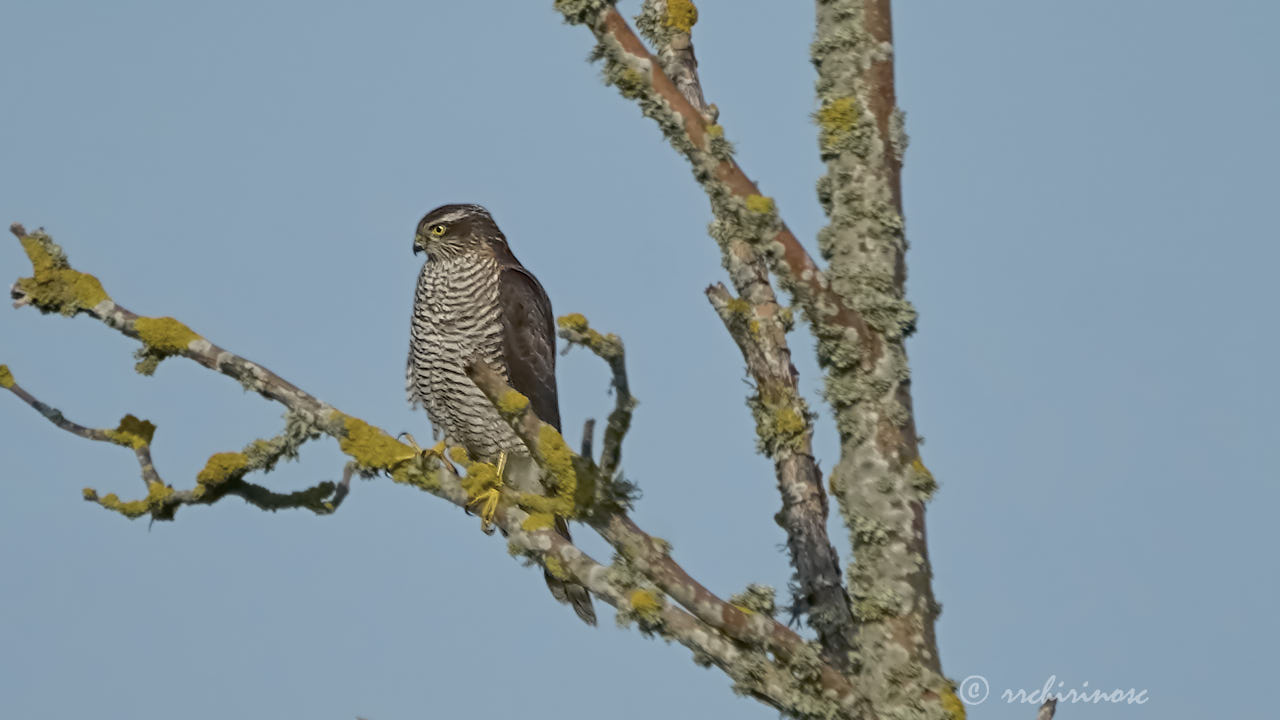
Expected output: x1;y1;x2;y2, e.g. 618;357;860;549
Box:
546;516;597;626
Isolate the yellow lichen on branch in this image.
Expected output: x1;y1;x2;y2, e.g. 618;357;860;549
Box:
83;481;175;519
612;67;650;99
133;316;202;375
557;313;624;360
817;96;859;153
558;313;589;332
910;457;938;498
104;414;156;449
628;589;663;621
747;394;812;458
940;686;967;720
134;316;200;355
197;452;249;486
13;232;110;316
664;0;698;33
522;512;556;531
0;365;13;389
544;554;570;581
724;297;752;316
497;389;530;415
537;424;578;511
337;415;415;471
745;194;776;214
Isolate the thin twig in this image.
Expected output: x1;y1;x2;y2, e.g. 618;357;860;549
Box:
1;368;346;518
556;314;635;480
579;417;596;459
637;0;715;121
3;377;162;488
706;283;856;662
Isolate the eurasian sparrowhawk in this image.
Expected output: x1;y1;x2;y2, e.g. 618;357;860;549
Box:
406;203;596;626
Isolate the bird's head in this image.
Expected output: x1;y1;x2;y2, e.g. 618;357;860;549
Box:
414;204;505;259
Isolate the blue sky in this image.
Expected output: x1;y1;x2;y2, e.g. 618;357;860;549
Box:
1;2;1275;718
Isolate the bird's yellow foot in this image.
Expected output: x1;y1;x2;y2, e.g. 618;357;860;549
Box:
395;432;456;475
466;451;507;532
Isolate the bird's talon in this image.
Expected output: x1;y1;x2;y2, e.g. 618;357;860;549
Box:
396;433;456;474
465;451;507;531
467;487;501;529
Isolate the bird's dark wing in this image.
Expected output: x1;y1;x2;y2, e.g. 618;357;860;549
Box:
498;264;561;432
498;256;596;625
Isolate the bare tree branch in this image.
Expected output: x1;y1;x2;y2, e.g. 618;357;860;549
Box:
466;359;859;710
636;0;714;121
554;2;956;713
0;363;346;518
556;313;635;481
7;224;857;717
810;0;952;715
552;3;861;669
706;283;854;659
2;371;163;490
553;3;875;344
502;493;844;718
579;417;596;459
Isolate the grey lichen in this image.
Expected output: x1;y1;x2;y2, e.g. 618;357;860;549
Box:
553;0;613;26
752;640;846;720
889;107;909;163
729;584;777;617
909;457;937;500
244;410;323;471
194;410;323;500
634;1;672;48
607;552;668;636
585;467;640;520
82;409;333;521
746;391;815;458
595;35;702;167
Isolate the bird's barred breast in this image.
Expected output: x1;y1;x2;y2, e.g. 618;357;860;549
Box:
408;254;521;459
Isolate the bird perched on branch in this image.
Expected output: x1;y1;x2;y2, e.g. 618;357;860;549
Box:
405;203;596;626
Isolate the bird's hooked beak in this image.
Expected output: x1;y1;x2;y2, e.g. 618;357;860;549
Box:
413;233;425;255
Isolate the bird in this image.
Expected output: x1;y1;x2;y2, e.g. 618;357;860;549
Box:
405;203;596;626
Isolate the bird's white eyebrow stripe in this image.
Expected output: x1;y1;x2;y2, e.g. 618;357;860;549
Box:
435;210;470;224
429;208;486;226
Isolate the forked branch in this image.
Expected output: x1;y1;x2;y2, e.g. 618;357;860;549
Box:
0;362;346;518
556;313;635;480
554;2;861;669
6;225;857;717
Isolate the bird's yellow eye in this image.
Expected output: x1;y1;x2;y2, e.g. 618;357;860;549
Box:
429;224;446;237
